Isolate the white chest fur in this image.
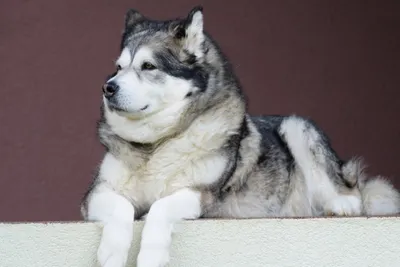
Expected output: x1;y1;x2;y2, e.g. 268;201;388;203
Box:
100;98;244;208
99;127;229;209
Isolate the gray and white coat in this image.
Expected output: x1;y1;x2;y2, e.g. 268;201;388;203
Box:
81;6;400;267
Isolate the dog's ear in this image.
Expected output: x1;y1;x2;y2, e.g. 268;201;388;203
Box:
171;6;205;58
125;9;145;28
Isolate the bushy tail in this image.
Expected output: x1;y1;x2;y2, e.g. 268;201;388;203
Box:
342;158;400;216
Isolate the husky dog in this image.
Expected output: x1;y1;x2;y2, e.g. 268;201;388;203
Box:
81;6;400;267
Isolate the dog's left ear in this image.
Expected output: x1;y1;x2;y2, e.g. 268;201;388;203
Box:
125;9;145;28
172;6;205;58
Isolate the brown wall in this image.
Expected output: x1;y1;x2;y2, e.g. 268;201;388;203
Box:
1;0;399;222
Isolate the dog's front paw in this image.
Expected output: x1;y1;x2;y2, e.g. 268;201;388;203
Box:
97;223;132;267
98;242;128;267
324;195;362;216
137;247;169;267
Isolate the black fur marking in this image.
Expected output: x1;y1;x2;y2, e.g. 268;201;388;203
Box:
154;50;209;92
337;159;356;188
174;26;186;39
252;116;295;173
301;118;354;188
273;129;295;172
128;140;156;153
215;117;249;197
185;53;197;65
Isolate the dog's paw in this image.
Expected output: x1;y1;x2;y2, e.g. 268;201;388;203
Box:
97;223;132;267
137;247;169;267
324;195;362;216
98;244;128;267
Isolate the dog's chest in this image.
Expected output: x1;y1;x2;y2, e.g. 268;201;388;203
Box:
119;140;227;208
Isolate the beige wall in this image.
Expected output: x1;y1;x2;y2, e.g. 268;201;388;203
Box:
1;217;400;267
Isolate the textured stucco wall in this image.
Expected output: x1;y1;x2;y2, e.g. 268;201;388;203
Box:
1;217;400;267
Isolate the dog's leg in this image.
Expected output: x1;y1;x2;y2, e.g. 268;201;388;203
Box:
87;184;135;267
83;153;136;267
137;188;201;267
323;194;362;216
279;116;362;216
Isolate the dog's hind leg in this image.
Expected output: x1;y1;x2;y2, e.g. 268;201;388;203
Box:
279;116;362;216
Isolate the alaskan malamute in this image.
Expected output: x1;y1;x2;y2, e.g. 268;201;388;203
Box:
81;6;400;267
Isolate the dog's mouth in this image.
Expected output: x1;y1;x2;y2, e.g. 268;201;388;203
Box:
106;101;126;113
107;101;149;114
139;105;149;111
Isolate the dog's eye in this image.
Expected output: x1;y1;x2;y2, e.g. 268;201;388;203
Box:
116;65;122;71
141;62;156;71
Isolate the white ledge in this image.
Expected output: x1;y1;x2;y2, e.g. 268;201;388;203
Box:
1;217;400;267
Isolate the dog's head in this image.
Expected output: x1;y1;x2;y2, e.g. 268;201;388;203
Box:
104;8;208;118
101;7;243;144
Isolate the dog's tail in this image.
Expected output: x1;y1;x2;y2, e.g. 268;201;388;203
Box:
342;158;400;216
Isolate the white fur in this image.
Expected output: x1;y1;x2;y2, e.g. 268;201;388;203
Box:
115;48;131;69
93;100;241;267
137;189;201;267
102;107;236;205
104;99;188;143
323;195;362;216
107;46;192;122
362;177;400;215
87;8;399;267
87;181;134;267
95;148;225;267
185;11;204;58
279;117;362;216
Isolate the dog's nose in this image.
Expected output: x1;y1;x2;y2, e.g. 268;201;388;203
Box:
102;82;119;98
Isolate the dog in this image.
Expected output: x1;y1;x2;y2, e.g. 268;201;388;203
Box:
81;6;400;267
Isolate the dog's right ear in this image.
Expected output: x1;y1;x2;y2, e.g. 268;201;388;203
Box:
169;6;205;59
125;9;145;28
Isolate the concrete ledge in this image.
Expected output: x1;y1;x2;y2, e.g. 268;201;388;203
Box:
1;217;400;267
